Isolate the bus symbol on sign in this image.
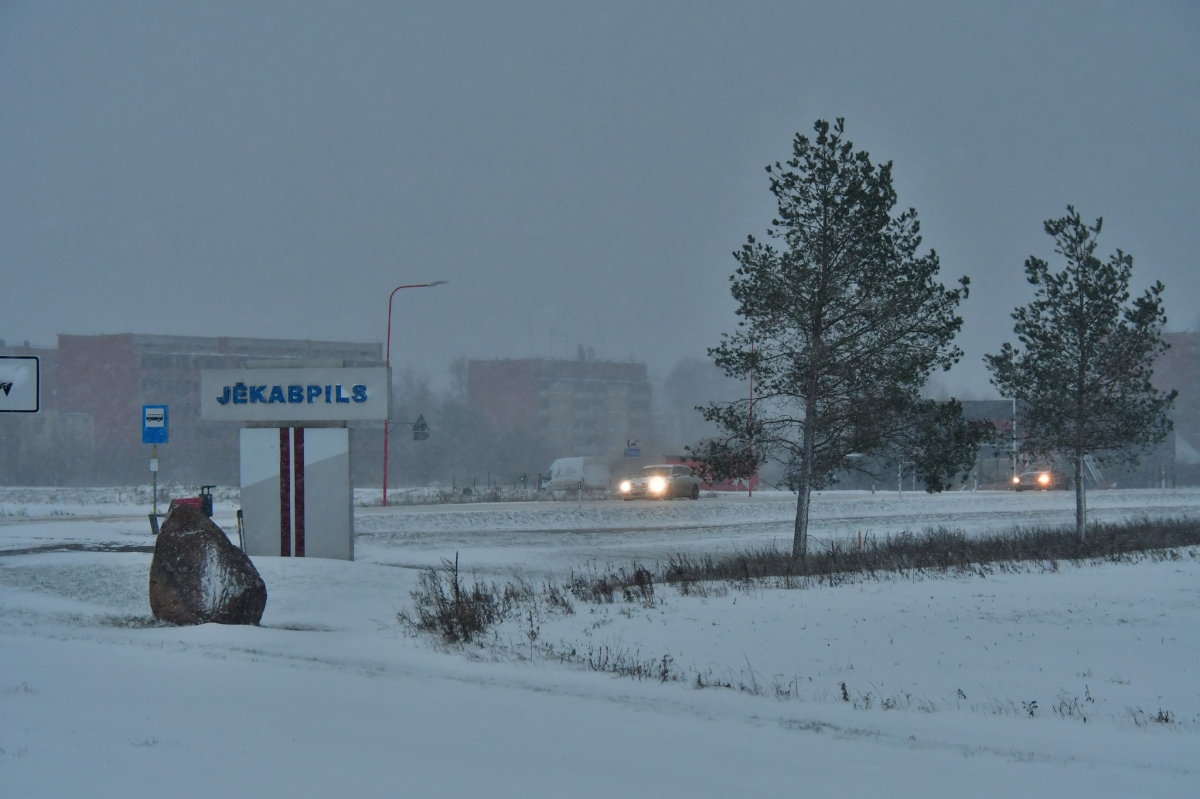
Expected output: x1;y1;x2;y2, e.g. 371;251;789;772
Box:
142;405;168;444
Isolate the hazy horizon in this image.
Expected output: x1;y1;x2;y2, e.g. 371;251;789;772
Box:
4;1;1197;399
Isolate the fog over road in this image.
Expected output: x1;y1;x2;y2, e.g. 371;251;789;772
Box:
355;489;1200;575
7;487;1196;577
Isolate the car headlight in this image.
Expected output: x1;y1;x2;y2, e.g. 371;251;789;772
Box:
619;480;632;493
1012;475;1020;484
649;476;667;493
1038;473;1050;485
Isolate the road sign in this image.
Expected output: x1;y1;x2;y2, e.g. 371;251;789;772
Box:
142;405;169;444
0;356;39;413
199;367;390;422
412;414;430;441
624;447;641;458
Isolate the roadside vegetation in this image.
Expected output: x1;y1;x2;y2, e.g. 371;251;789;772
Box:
397;516;1200;731
399;516;1200;646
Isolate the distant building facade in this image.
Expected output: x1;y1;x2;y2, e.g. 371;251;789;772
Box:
467;357;653;459
1;334;383;485
1156;332;1200;483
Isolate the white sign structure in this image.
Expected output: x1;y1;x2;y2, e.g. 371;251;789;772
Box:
200;367;390;422
0;356;40;413
240;427;352;560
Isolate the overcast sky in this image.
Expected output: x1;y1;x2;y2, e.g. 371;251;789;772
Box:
2;1;1197;396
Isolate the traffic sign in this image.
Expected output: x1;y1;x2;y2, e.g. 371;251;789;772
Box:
624;447;641;458
0;356;39;413
142;405;168;444
412;414;430;441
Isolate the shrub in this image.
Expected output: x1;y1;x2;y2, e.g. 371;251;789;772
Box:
398;554;502;644
399;554;574;644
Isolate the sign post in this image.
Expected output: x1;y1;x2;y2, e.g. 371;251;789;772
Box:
142;405;168;515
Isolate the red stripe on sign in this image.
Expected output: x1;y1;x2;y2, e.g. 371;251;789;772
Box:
294;428;306;557
279;427;291;557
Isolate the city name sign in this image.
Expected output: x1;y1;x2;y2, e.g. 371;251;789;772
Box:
0;356;39;413
200;367;390;422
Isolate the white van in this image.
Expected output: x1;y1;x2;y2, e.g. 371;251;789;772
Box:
544;457;610;490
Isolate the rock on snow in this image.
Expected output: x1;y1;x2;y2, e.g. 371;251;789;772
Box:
148;504;266;625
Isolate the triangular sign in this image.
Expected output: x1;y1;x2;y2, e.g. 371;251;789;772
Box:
412;414;430;441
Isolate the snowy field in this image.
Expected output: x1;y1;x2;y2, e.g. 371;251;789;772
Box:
2;488;1199;797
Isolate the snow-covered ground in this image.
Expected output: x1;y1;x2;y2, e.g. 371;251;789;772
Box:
2;488;1198;796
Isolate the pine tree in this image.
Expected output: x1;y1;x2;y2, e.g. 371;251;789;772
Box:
985;207;1175;538
694;119;970;560
897;399;996;494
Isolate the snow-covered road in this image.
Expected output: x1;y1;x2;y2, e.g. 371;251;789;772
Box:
354;488;1200;574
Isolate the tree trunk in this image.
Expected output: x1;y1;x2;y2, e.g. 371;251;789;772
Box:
1074;451;1086;540
792;397;818;560
793;478;812;562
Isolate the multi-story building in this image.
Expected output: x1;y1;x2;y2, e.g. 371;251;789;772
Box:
2;334;383;485
1156;332;1200;482
467;357;653;460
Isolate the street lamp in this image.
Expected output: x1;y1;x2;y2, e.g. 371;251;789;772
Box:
383;280;447;507
748;321;755;498
747;318;775;498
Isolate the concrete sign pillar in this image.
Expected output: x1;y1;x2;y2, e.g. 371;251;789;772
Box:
240;427;352;560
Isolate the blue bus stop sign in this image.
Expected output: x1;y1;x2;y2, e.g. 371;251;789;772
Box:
142;405;168;444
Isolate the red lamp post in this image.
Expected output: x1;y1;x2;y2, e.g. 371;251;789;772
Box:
383;281;447;507
748;321;754;498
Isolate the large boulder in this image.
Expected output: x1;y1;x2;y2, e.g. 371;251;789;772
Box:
149;504;267;625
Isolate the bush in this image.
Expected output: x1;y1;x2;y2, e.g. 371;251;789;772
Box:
565;564;655;606
398;554;502;644
399;554;574;644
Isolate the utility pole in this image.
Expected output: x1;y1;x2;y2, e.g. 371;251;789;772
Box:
748;322;754;498
151;445;159;515
1011;397;1018;478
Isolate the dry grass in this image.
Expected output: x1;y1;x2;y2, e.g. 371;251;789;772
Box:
585;517;1200;596
399;518;1200;644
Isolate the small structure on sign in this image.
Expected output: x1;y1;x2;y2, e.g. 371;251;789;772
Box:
142;405;169;444
0;356;39;413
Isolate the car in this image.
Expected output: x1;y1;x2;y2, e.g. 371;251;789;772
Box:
1012;463;1069;491
618;464;701;500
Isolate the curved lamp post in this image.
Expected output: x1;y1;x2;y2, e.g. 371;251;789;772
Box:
383;281;447;507
748;322;754;498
